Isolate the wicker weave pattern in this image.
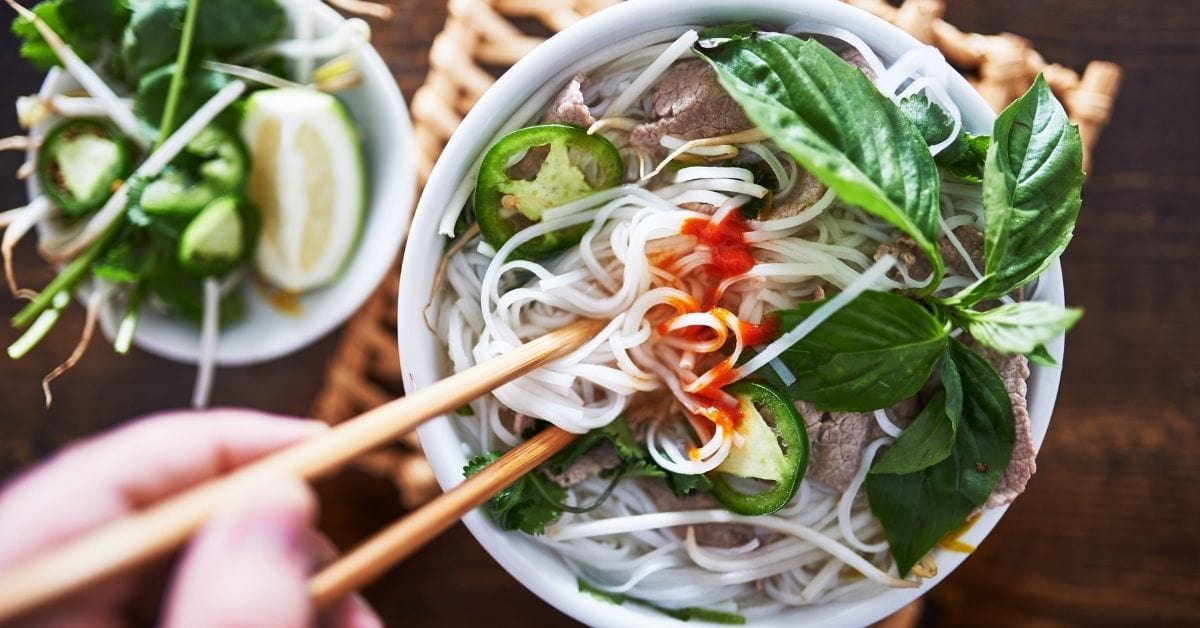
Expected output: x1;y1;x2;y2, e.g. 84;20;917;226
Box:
310;0;1121;508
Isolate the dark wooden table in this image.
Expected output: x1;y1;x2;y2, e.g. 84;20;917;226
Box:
1;1;1197;626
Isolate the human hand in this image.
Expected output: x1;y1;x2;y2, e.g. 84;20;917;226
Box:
0;410;382;628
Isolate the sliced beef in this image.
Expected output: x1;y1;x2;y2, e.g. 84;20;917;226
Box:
630;60;753;155
964;343;1035;508
939;225;985;276
874;225;985;283
640;479;757;548
796;399;919;492
543;74;596;128
874;235;933;283
762;169;827;220
837;46;878;81
548;441;622;488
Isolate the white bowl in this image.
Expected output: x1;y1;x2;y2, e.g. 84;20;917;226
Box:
399;0;1064;625
29;0;415;366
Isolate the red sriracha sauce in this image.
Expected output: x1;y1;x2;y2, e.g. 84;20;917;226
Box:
739;315;779;347
680;211;755;279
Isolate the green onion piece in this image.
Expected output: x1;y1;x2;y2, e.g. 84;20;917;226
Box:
12;221;122;329
113;282;146;354
7;291;70;359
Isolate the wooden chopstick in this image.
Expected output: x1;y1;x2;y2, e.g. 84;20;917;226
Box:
309;425;577;607
0;318;605;624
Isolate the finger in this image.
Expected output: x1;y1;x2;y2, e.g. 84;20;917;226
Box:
305;532;383;628
163;474;317;628
0;410;326;567
323;593;384;628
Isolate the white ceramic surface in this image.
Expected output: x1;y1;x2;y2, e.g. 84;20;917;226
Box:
29;0;416;366
399;1;1064;625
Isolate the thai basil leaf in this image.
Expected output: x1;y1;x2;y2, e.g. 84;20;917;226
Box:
955;301;1081;358
866;340;1015;575
1027;344;1058;367
763;291;947;411
870;391;955;475
898;93;988;183
952;75;1084;305
940;351;963;424
698;34;944;293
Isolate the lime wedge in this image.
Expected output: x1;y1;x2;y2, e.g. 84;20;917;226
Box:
241;88;364;293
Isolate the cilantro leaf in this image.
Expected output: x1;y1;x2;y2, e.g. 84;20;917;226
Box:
464;453;564;535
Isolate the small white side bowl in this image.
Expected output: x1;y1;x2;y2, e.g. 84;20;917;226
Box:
29;0;415;366
399;1;1064;625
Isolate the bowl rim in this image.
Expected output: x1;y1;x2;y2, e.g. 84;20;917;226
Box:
28;0;417;367
399;0;1065;625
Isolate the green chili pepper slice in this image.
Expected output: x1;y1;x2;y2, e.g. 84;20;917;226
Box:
140;128;249;216
708;380;808;516
36;118;134;216
177;195;260;277
475;124;623;259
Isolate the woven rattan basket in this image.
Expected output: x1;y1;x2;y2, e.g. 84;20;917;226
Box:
311;0;1121;514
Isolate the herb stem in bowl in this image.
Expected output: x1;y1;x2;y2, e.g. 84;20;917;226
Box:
156;0;202;147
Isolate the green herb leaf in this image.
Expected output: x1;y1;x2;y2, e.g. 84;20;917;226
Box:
697;21;756;42
11;0;67;69
464;453;564;535
763;291;948;411
11;0;130;69
866;340;1015;575
940;352;963;424
122;0;287;77
665;470;713;497
135;65;234;132
577;579;747;624
870;391;954;475
897;92;989;183
953;75;1084;305
955;301;1081;358
58;0;129;55
698;34;944;293
943;133;989;184
1027;343;1058;367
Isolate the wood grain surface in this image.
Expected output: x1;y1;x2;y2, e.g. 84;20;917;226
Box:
1;1;1197;626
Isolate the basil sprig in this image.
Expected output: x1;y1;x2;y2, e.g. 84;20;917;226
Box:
953;301;1083;365
866;341;1015;575
700;30;1086;577
949;76;1085;306
698;35;945;295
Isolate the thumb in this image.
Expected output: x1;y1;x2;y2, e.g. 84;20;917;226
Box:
164;475;317;628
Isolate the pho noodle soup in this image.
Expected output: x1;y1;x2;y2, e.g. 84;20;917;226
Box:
426;22;1082;619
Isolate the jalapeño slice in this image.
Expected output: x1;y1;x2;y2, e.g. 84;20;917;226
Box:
36;119;134;216
475;124;623;259
708;380;809;516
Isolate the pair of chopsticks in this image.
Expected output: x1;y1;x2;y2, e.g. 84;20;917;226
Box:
0;319;604;623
